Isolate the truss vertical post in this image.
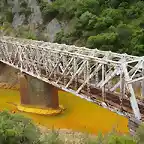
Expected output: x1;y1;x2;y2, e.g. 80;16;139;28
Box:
120;73;125;97
102;64;105;101
107;66;112;90
141;61;144;97
84;62;86;81
54;53;58;80
86;61;90;97
95;71;99;87
122;63;141;120
74;57;78;90
63;55;67;85
120;72;125;109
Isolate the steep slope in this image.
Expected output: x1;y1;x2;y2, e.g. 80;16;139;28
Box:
1;0;144;56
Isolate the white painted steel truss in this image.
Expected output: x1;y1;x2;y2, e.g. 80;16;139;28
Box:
0;36;144;120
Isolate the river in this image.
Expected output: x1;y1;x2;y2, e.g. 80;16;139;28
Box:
0;88;128;135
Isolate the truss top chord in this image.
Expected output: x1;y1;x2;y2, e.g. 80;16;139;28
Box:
0;36;143;65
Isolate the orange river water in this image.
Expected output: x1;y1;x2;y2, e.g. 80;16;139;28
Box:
0;88;129;135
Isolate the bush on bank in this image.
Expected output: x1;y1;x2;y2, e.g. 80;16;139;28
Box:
0;110;40;144
0;110;144;144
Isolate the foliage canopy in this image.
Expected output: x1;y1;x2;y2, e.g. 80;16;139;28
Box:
1;0;144;55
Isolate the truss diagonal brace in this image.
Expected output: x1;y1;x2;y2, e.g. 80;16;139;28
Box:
98;68;120;88
76;64;102;93
122;63;141;120
56;57;74;83
110;81;120;92
65;60;87;88
131;60;143;79
48;55;63;79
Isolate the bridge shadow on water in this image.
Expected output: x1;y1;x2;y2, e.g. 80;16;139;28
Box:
0;88;128;135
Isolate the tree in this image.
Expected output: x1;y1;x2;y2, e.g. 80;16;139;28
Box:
75;0;100;17
86;32;118;51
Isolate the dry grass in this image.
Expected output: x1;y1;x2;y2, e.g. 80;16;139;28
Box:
39;125;96;144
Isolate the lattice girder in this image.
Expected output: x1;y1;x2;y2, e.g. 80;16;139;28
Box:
0;36;144;120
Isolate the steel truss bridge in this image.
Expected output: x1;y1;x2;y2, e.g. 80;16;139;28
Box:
0;36;144;120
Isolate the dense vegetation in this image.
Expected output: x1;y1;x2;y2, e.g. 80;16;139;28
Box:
53;0;144;56
1;110;144;144
1;0;144;56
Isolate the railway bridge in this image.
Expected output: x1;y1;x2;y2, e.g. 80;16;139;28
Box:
0;36;144;133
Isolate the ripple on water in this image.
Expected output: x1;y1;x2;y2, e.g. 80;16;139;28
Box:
0;89;129;134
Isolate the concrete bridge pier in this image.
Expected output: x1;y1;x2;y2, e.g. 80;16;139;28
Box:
18;73;63;115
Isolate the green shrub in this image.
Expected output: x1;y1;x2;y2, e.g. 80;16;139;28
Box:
84;132;136;144
105;133;136;144
54;30;65;43
84;133;104;144
135;123;144;144
40;2;58;23
0;110;40;144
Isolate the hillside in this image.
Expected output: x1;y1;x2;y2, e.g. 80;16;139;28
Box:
0;0;144;56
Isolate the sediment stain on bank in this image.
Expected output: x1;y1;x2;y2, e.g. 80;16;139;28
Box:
0;89;128;134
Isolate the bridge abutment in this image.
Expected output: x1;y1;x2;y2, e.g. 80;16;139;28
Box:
18;73;63;115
